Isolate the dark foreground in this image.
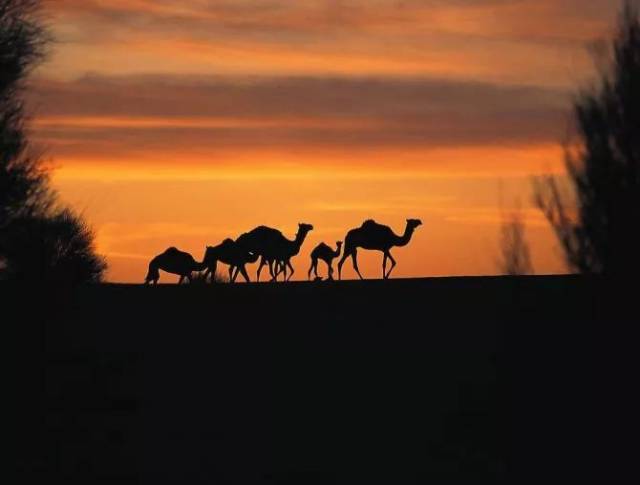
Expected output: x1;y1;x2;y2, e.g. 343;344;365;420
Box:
13;276;602;483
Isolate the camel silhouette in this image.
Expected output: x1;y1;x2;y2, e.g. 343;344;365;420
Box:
308;241;343;280
271;223;315;281
202;238;259;283
145;247;206;284
337;219;422;280
235;223;314;282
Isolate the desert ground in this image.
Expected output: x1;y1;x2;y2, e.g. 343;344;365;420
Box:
13;275;599;483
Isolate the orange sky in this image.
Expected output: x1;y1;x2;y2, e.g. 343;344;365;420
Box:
29;0;626;281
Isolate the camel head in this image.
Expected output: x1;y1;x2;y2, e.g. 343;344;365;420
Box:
299;222;314;232
145;265;160;284
336;241;343;248
297;223;314;237
407;218;422;230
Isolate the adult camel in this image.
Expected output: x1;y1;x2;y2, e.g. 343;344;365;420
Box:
144;247;206;284
271;223;315;281
337;219;422;280
235;223;314;282
201;238;259;283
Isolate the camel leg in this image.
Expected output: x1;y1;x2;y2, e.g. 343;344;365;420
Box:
239;265;250;283
269;259;278;282
178;275;184;284
315;260;321;279
308;258;315;280
382;252;388;279
384;251;397;279
351;249;364;280
269;259;280;281
337;250;351;280
327;260;334;280
273;261;287;281
257;257;267;282
207;259;218;284
231;265;241;282
274;260;286;281
228;266;235;282
286;260;294;281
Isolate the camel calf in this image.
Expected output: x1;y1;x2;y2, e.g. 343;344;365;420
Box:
308;241;342;280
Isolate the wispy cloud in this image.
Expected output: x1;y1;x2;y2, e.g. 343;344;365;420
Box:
43;0;617;85
30;74;569;168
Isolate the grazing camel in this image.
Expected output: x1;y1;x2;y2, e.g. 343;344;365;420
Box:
337;219;422;280
308;241;342;280
201;238;259;283
235;223;314;281
145;247;206;284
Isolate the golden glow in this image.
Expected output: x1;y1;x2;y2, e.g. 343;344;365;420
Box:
34;0;616;281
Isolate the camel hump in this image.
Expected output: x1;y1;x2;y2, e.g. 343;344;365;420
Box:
313;242;330;253
247;225;281;237
362;219;377;227
254;225;279;233
164;246;180;254
240;225;283;246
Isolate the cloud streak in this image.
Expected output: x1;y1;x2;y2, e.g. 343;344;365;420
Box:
30;74;568;164
43;0;620;86
50;0;613;41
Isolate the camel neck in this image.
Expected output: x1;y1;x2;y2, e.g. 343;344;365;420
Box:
395;225;415;247
293;230;308;249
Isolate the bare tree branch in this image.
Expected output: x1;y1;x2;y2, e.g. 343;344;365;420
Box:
534;2;640;276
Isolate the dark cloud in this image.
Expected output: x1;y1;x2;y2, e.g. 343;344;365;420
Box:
29;74;569;158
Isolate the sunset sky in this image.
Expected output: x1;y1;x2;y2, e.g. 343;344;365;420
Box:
29;0;625;282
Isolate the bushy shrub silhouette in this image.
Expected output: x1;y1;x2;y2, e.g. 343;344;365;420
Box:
1;0;105;284
2;208;106;284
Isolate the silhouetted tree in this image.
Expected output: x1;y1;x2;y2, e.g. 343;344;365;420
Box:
1;0;106;283
497;207;534;276
0;0;51;222
3;208;106;284
534;2;640;275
